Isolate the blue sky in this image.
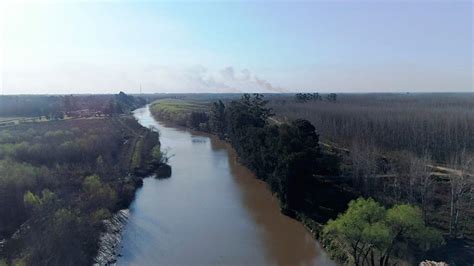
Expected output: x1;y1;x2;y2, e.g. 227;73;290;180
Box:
1;0;472;94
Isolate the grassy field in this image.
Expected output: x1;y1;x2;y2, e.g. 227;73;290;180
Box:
150;99;209;127
151;99;209;113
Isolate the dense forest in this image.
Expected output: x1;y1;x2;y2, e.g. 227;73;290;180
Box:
267;93;474;162
0;93;165;265
150;94;473;265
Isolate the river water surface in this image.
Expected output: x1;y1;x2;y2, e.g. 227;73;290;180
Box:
117;106;333;265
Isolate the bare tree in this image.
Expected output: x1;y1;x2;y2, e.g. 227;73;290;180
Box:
268;94;474;162
350;140;378;195
386;152;412;204
409;152;434;220
448;151;473;238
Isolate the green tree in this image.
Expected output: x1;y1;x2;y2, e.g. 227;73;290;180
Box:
381;204;443;265
209;100;226;135
82;175;117;211
323;198;443;266
24;189;58;214
151;144;164;163
90;208;111;223
323;198;386;265
24;191;42;208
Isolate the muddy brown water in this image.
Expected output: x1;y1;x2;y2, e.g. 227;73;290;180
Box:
117;106;334;265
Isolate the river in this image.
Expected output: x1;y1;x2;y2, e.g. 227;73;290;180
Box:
117;106;333;265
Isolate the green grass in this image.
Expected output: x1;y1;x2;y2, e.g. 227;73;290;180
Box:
150;99;209;115
131;138;144;170
149;99;210;126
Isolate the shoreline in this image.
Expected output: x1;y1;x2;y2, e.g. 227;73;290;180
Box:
94;209;130;265
148;111;333;249
93;108;172;265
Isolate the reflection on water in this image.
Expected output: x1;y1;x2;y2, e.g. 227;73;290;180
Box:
117;106;334;266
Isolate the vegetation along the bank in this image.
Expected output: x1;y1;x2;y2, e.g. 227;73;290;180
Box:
0;92;167;265
150;94;473;265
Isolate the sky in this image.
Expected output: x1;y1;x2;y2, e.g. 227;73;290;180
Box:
0;0;472;94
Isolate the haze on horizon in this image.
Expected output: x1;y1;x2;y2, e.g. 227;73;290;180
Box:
0;0;472;95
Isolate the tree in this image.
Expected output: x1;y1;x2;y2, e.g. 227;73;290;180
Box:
350;141;378;195
448;151;473;238
209;100;226;136
295;93;322;103
23;189;57;214
82;175;117;211
62;95;77;114
151;144;168;164
408;153;434;220
382;204;442;264
295;93;309;102
326;93;338;102
0;160;41;237
312;93;322;101
188;111;209;130
277;119;321;210
34;208;92;265
24;191;42;209
323;198;443;266
323;198;387;266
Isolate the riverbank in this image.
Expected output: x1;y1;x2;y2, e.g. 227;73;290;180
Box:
94;209;130;265
149;100;354;246
92;109;173;265
0;112;169;265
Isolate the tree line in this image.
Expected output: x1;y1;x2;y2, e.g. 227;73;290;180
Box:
295;93;337;102
0;92;146;119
